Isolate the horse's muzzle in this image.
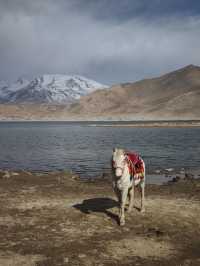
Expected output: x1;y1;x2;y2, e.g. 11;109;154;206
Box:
115;167;123;177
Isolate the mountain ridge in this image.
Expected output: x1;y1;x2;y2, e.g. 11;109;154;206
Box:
0;75;107;104
66;64;200;120
0;65;200;120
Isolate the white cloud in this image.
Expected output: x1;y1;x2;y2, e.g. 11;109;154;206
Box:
0;0;200;84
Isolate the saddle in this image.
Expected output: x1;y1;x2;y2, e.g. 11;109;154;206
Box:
125;152;144;181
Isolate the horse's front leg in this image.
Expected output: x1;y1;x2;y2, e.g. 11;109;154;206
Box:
119;187;128;226
114;187;121;206
128;184;134;213
112;182;121;207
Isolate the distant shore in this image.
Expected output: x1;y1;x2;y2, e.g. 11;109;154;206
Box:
0;120;200;127
88;120;200;127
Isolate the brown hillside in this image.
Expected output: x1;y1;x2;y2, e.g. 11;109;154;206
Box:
68;64;200;120
0;65;200;120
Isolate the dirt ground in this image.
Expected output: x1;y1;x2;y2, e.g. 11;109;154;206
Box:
0;170;200;266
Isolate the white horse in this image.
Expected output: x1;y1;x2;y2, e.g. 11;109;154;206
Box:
112;148;145;226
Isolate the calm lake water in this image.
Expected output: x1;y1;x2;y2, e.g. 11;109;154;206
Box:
0;122;199;178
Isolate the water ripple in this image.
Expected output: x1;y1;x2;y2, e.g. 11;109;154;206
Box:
0;122;199;176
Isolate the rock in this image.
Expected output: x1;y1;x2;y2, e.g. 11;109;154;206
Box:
183;259;192;266
2;171;11;179
171;176;181;182
101;172;111;179
11;172;19;176
21;170;33;176
146;227;165;237
101;173;106;179
34;172;43;176
185;173;194;180
63;170;72;176
64;257;69;263
57;176;62;184
180;168;185;174
123;227;130;232
165;168;174;172
78;254;86;259
71;175;79;180
155;169;161;174
0;170;4;178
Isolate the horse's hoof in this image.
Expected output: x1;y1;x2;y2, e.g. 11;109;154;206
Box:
120;220;125;226
140;208;145;213
127;208;132;213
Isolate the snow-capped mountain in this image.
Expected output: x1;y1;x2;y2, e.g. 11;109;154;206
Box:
0;78;29;98
0;80;9;96
0;75;107;104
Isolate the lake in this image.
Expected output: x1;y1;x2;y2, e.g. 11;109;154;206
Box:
0;122;199;179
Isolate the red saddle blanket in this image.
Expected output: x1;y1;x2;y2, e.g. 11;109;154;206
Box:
126;152;144;180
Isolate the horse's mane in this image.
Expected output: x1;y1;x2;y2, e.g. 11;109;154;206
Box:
113;148;124;157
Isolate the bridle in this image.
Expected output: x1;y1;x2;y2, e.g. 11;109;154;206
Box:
112;154;136;177
112;155;128;176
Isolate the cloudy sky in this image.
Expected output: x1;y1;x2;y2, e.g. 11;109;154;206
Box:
0;0;200;85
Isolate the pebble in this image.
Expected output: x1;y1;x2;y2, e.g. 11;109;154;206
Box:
180;168;185;174
57;177;62;183
123;227;130;232
165;168;174;172
78;254;86;259
23;170;32;176
172;176;181;182
64;257;69;263
2;171;11;179
11;172;19;176
185;173;194;180
155;169;161;174
71;175;79;180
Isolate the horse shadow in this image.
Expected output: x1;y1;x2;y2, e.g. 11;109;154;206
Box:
73;197;119;224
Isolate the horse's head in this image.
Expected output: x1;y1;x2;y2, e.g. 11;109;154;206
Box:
112;148;126;177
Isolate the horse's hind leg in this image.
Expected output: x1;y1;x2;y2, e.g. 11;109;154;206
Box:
140;160;146;213
140;182;145;213
128;185;134;213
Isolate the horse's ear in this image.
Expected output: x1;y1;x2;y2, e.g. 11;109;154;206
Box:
113;148;117;153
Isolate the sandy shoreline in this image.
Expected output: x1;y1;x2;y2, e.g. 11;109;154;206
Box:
0;170;200;265
88;121;200;127
0;120;200;128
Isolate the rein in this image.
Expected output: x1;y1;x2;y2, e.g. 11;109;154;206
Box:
112;161;125;173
